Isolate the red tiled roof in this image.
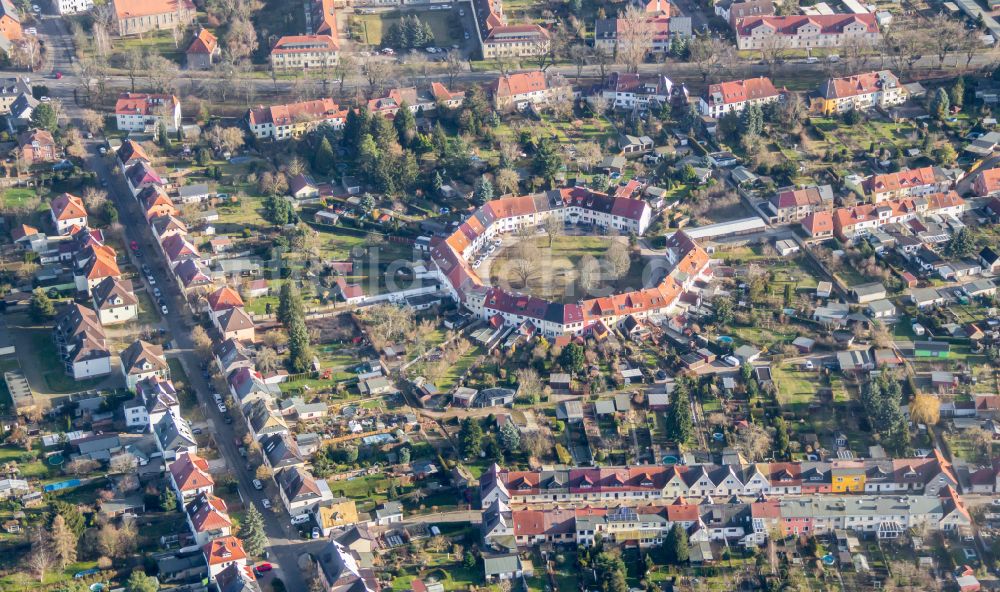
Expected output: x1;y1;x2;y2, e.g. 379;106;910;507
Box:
490;71;547;99
736;13;878;36
705;76;780;106
187;28;218;55
207;286;244;312
202;535;246;566
51;193;87;221
169;452;214;493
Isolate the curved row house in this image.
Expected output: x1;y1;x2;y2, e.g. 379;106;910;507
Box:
431;188;709;337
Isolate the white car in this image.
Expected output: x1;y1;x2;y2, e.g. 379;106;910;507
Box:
290;514;310;525
252;479;263;490
25;28;37;35
31;4;40;11
261;499;271;509
723;355;740;367
147;275;156;286
213;393;223;404
39;96;50;103
160;305;169;315
218;403;227;413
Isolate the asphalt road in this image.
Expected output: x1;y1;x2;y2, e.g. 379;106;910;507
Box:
86;147;314;589
14;8;1000;116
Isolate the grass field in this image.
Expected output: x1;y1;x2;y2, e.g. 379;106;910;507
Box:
0;188;39;210
488;235;644;303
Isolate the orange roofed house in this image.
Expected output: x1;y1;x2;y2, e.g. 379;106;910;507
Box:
202;535;247;581
115;92;182;133
186;29;220;69
247;98;347;140
269;34;339;71
698;76;782;118
735;14;880;51
489;71;570;112
50;193;88;235
112;0;194;36
859;166;953;203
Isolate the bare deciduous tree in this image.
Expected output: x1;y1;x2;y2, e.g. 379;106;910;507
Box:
616;5;656;73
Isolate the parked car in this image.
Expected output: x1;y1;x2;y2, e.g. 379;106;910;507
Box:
261;499;271;509
290;514;310;525
217;403;227;413
252;479;263;490
312;527;321;539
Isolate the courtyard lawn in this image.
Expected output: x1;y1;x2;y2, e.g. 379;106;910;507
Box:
489;235;644;304
355;10;460;46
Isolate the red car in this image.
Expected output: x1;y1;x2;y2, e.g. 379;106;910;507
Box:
54;71;63;79
254;563;273;573
130;240;139;251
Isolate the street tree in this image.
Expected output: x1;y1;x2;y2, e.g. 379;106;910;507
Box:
616;5;656;73
240;504;269;557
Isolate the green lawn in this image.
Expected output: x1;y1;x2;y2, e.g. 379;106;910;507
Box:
0;188;39;210
26;330;104;394
355;10;460;46
773;364;819;408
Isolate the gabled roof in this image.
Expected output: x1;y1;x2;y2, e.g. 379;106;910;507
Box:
704;77;780;107
114;92;179;116
116;139;150;166
490;71;548;99
51;193;88;221
271;34;339;53
207;286;244;312
276;466;320;502
818;70;901;100
218;307;254;333
736;13;878;36
169;452;213;493
203;535;247;566
186;492;231;532
120;339;167;375
187;28;218;55
91;277;137;310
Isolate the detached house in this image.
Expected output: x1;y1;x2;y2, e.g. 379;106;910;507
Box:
276;465;332;516
972;167;1000;198
489;71;569;111
53;303;112;380
91;277;138;324
186;29;219;69
50;193;88;235
114;92;182;132
120;339;168;389
17;128;56;165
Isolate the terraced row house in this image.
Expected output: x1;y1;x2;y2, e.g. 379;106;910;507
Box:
482;487;970;549
480;453;959;506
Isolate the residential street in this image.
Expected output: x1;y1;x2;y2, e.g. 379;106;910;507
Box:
84;145;313;590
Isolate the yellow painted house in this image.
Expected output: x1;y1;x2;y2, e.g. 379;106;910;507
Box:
830;463;866;493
